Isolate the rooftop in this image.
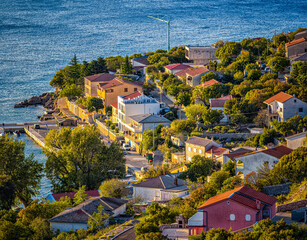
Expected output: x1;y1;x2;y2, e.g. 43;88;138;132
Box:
205;146;228;156
165;63;190;71
49;197;128;224
224;148;253;160
98;77;142;90
85;73;116;82
50;190;100;202
285;37;307;47
129;113;171;124
133;174;187;191
289;52;307;62
122;91;143;100
198;186;277;210
133;55;150;66
198;79;221;88
264;92;293;104
186;67;209;77
235;145;292;160
185;136;212;147
285;131;307;140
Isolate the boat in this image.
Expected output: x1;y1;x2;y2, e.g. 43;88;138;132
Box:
13;130;21;137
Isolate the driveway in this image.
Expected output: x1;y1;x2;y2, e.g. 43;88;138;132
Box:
125;150;150;170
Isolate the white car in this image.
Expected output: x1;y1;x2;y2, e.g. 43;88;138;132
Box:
122;143;130;151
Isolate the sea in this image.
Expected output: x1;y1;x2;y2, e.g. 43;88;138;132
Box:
0;0;306;199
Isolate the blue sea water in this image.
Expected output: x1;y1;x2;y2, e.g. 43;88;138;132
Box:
0;0;306;198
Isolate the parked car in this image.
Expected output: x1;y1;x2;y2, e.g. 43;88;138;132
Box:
34;124;40;129
122;143;130;151
123;150;127;155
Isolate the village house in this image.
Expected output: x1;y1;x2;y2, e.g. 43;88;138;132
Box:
123;113;171;148
117;92;161;132
170;164;188;174
264;92;307;122
188;186;277;235
84;73;116;97
234;145;292;178
46;190;100;203
131;55;150;75
185;46;218;65
285;131;307;149
171;134;187;147
171;152;186;164
96;77;143;110
198;79;222;88
164;63;190;74
294;30;307;40
209;95;233;123
49;197;128;232
185;136;227;162
285;37;307;58
222;147;254;164
132;174;189;202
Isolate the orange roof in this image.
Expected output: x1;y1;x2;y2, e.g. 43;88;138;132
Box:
285;37;307;47
264;92;293;104
175;67;194;78
186;67;208;77
85;73;116;82
165;63;190;71
111;102;118;109
122;91;142;100
98;77;142;90
198;79;221;88
198;186;243;208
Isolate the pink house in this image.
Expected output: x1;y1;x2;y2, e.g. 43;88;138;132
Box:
188;186;277;235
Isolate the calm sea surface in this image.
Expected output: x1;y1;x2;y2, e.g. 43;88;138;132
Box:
0;0;306;198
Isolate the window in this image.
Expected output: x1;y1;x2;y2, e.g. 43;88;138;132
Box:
124;88;128;92
230;214;235;221
294;99;296;103
299;108;303;112
280;108;282;112
134;88;137;91
245;214;251;221
263;210;269;216
227;201;230;205
193;148;197;153
188;147;191;151
188;157;191;161
199;149;202;154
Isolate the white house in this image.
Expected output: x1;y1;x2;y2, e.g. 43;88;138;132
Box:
234;146;292;177
285;131;307;149
132;174;189;202
49;197;128;232
164;63;190;74
264;92;307;122
185;46;218;65
117;91;161;132
131;55;150;75
209;95;233;123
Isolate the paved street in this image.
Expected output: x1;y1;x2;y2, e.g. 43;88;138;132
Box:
125;150;150;170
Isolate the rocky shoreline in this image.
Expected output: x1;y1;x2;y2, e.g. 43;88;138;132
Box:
14;92;57;109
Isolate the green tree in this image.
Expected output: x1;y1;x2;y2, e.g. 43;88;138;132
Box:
73;185;89;206
120;55;133;74
0;175;15;210
50;69;65;88
176;92;191;106
67;54;82;85
247;69;262;81
59;84;83;98
99;179;128;199
202;109;223;129
201;72;220;83
87;97;104;112
88;205;109;232
44;125;126;192
170;119;196;136
268;56;290;73
0;135;43;207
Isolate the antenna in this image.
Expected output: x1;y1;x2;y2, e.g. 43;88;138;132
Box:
148;15;171;52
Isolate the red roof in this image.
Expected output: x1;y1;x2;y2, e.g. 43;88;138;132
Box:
198;186;277;210
210;95;233;108
98;78;142;90
165;63;190;71
186;67;208;77
205;146;228;156
224;148;253;160
111;102;118;109
261;145;292;159
52;190;100;201
85;73;116;82
216;95;233;100
133;56;150;66
199;79;221;88
264;92;293;104
175;68;194;78
285;37;307;47
122;91;142;100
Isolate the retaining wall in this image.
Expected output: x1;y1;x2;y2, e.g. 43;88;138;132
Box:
277;199;307;212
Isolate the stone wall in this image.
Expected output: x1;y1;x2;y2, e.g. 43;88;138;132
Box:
198;132;257;141
276;199;307;212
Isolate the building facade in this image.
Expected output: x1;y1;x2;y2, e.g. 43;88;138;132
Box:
185;46;218;65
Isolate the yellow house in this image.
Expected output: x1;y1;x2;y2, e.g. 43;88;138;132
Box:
171;152;186;164
84;73;116;97
170;164;188;174
97;77;143;109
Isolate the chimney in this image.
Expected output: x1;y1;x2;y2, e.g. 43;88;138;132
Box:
256;200;261;210
174;176;178;186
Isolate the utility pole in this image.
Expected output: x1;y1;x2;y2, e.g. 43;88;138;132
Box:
152;123;155;150
148;15;171;52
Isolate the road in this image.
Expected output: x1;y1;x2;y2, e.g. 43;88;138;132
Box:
151;88;174;107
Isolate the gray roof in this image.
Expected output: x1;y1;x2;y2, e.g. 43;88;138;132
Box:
133;174;187;191
129;113;171;124
286;131;307;140
262;183;291;196
49;197;128;224
185;136;212;147
290;52;307;62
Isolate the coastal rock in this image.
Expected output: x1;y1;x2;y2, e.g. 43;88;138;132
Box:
14;92;55;108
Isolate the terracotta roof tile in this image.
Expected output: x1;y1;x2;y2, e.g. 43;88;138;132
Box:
111;102;118;109
122;91;142;100
261;145;292;159
165;63;190;71
98;78;122;89
175;68;194;78
85;73;116;82
186;67;209;77
198;186;277;210
285;37;307;47
205;146;228;156
264;92;293;104
224;148;253;160
199;79;221;88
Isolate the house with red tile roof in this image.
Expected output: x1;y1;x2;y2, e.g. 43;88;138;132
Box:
198;79;222;88
285;37;307;58
96;77;143;110
131;55;150;75
264;92;307;122
185;67;210;87
132;174;189;202
46;190;100;203
188;186;277;235
209;95;234;123
164;63;190;74
84;73;116;97
234;145;292;178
